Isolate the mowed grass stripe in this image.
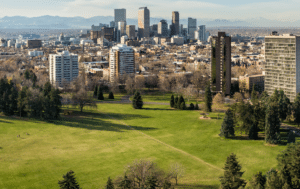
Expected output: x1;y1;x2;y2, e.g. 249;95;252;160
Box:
103;111;222;171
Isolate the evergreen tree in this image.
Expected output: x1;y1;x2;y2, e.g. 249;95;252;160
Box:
105;177;115;189
219;109;235;138
278;90;290;122
265;102;281;144
58;170;80;189
260;91;269;106
219;153;246;189
195;103;199;110
249;172;266;189
204;84;212;112
50;89;62;119
132;91;143;109
43;81;52;97
118;175;131;189
180;101;186;110
293;93;300;127
189;103;194;110
94;85;98;97
108;92;114;99
98;87;104;100
145;176;158;189
249;122;259;140
269;89;280;103
170;94;175;108
17;87;27;117
174;96;179;109
265;168;282;189
251;84;258;104
177;95;185;109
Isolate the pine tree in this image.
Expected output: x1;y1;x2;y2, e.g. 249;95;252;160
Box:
204;84;212;112
195;103;199;110
132;91;143;109
105;177;115;189
219;109;235;138
251;84;258;104
98;87;104;100
170;94;175;108
249;122;259;140
265;102;281;144
219;153;246;189
265;168;282;189
94;85;98;97
58;170;80;189
108;92;114;99
248;172;266;189
180;101;186;110
293;93;300;127
174;96;179;109
177;95;185;109
278;90;290;122
189;103;194;110
118;174;131;189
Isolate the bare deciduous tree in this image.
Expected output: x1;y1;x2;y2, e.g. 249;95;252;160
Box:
71;88;96;112
168;163;185;185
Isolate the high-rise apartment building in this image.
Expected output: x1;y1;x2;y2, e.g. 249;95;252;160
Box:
109;44;135;82
158;20;168;37
171;11;179;36
211;32;231;95
188;18;197;39
114;9;126;24
126;25;136;39
138;7;150;38
264;33;300;102
49;51;78;86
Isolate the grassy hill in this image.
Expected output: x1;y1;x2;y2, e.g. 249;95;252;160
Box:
0;104;286;188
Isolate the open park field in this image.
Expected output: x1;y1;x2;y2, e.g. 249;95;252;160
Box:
0;103;287;188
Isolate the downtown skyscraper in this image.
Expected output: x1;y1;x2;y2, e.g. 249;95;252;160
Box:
171;11;179;36
138;7;150;38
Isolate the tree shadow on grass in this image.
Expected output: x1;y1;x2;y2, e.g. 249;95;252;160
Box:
142;108;174;111
47;110;156;132
175;184;219;189
0;118;12;124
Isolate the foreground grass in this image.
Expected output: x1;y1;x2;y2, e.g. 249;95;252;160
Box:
0;104;286;188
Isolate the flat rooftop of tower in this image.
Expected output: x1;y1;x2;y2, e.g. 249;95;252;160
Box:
265;33;298;38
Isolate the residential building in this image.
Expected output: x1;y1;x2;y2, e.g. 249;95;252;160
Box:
27;40;42;48
158;20;168;37
211;32;231;95
171;11;179;36
264;33;300;102
188;18;197;39
239;74;265;92
138;7;150;38
49;51;79;87
109;44;135;82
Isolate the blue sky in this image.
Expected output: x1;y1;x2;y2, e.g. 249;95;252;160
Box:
1;0;299;21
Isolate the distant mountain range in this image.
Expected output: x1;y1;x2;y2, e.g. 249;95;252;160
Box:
0;15;300;29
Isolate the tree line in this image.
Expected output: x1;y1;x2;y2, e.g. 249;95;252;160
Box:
219;88;300;144
0;77;61;120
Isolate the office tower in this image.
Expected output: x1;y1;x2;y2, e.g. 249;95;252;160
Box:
114;9;126;24
211;32;231;95
195;25;206;41
109;44;135;82
49;51;78;87
171;11;179;36
180;24;183;35
158;20;168;37
126;25;136;39
27;40;42;49
110;21;116;28
101;27;114;42
188;17;197;39
151;24;158;36
264;33;300;102
138;7;150;38
118;21;126;36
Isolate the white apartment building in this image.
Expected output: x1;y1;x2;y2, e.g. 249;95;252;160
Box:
264;33;300;102
49;51;79;87
109;44;135;82
28;50;43;57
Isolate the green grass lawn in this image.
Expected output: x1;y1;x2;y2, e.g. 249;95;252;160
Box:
0;104;287;189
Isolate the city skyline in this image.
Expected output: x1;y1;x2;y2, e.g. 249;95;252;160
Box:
1;0;299;21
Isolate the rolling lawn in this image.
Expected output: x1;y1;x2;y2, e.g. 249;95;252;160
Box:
0;103;287;189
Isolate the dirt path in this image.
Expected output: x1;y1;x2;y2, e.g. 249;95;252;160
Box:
102;112;222;171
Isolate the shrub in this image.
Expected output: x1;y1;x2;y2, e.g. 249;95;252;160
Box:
108;92;114;99
189;103;194;110
132;92;143;109
195;103;199;110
